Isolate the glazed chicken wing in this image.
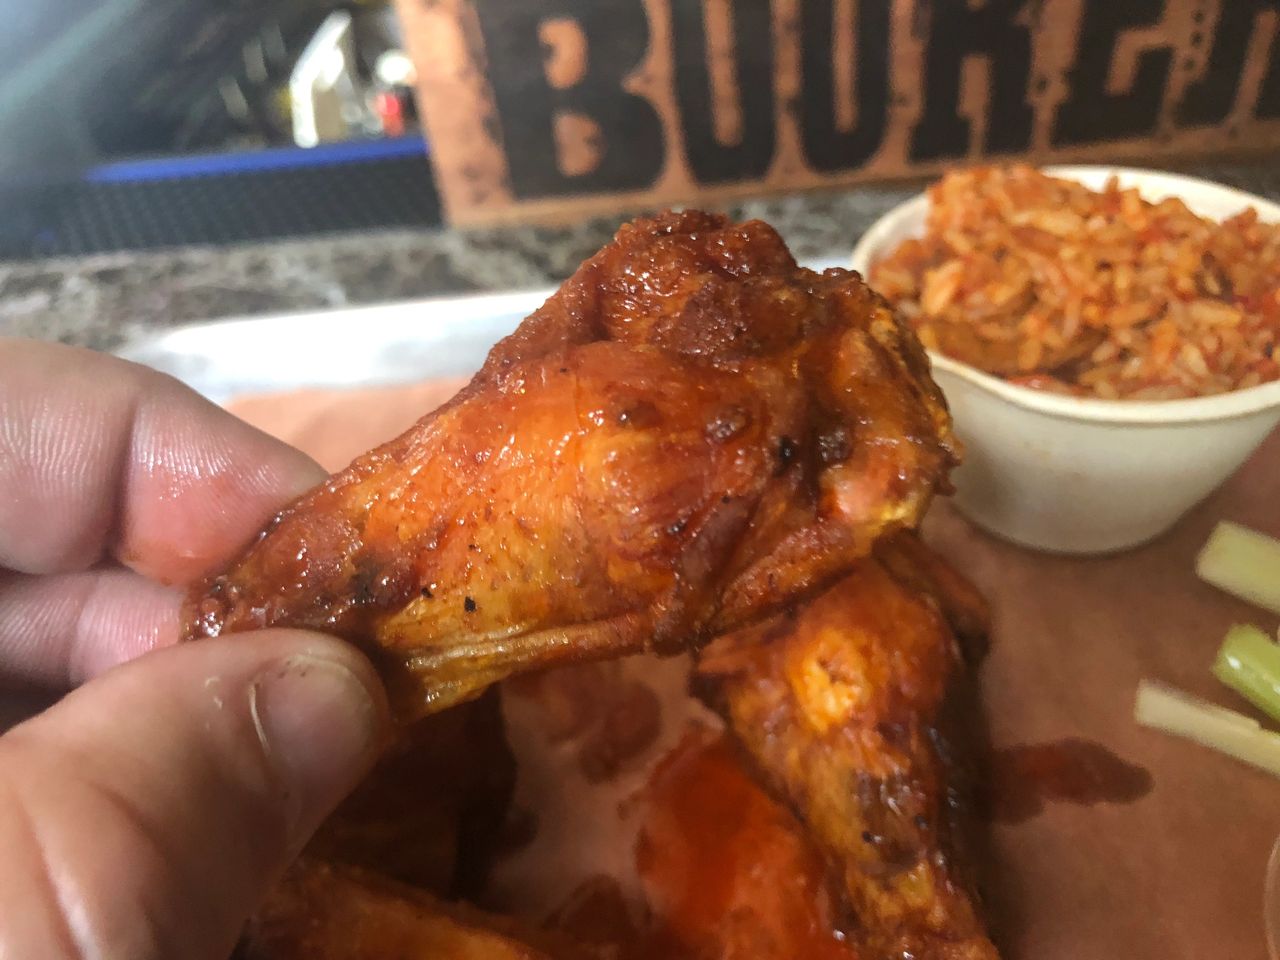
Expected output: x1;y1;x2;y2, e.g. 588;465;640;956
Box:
875;530;991;654
185;211;955;716
637;731;859;960
304;689;515;896
240;859;587;960
699;556;996;960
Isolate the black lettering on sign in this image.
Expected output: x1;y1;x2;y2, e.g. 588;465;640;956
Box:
471;0;663;198
670;0;776;184
1178;0;1280;126
1053;0;1173;145
798;0;890;171
1259;68;1280;120
908;0;1034;162
1255;13;1280;117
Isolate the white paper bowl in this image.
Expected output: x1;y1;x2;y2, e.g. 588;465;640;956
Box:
851;166;1280;555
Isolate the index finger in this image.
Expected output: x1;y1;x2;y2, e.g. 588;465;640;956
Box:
0;338;326;583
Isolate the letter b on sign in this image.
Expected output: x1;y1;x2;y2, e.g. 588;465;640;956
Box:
472;0;665;198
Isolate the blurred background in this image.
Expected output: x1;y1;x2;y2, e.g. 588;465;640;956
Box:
3;0;1280;347
0;0;437;259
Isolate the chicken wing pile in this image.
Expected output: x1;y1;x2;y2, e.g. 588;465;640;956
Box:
241;859;589;960
192;212;998;959
186;210;956;716
697;544;996;960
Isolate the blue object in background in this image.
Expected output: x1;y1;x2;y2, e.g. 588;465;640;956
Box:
0;0;447;257
83;135;430;184
0;136;442;259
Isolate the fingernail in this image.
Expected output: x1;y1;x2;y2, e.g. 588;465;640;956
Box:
250;654;382;826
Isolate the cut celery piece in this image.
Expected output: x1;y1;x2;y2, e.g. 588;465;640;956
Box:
1134;680;1280;780
1197;521;1280;616
1214;624;1280;725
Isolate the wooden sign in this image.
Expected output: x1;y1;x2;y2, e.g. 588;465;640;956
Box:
396;0;1280;225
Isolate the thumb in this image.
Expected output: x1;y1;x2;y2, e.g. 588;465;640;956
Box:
0;629;389;960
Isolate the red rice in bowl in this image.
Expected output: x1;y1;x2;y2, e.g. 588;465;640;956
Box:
870;165;1280;400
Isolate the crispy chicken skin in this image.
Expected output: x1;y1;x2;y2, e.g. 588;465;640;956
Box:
185;211;956;715
699;558;997;960
875;530;991;655
240;859;588;960
305;689;515;896
256;548;995;960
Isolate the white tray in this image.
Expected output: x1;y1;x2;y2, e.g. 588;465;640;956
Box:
116;258;850;402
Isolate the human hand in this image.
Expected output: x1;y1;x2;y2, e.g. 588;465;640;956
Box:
0;339;390;959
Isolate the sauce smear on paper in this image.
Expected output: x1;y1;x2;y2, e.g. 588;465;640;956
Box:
985;738;1154;824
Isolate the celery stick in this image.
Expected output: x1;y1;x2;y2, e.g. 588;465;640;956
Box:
1214;624;1280;724
1134;680;1280;780
1196;521;1280;615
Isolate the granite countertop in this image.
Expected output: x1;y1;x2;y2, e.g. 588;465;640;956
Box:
4;164;1280;352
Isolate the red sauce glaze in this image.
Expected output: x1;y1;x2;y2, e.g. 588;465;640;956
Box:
634;731;858;960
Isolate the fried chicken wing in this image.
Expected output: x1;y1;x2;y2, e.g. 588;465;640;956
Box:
875;530;991;655
305;689;515;896
241;859;586;960
637;731;858;960
186;211;956;715
699;558;996;960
